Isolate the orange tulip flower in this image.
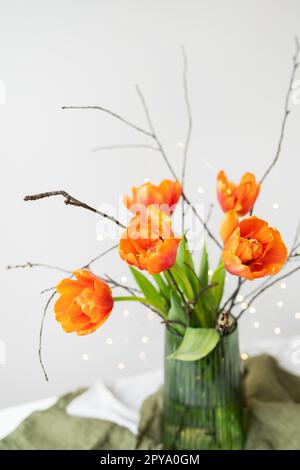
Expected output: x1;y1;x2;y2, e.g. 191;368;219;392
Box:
217;170;260;216
220;210;288;281
119;205;180;274
124;179;182;215
54;269;113;336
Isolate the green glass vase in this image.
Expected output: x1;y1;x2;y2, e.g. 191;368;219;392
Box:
163;327;244;450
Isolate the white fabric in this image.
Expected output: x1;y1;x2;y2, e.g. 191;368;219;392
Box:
1;335;300;440
244;335;300;376
67;369;163;435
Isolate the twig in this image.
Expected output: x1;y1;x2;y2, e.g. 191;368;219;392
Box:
259;37;299;186
103;273;141;296
39;244;119;294
190;203;214;255
228;277;242;313
62;105;154;138
24;191;126;228
241;276;271;302
41;286;56;294
39;291;57;382
182;193;222;248
221;277;245;313
205;203;214;226
235;265;300;321
135;84;178;181
187;281;219;306
181;46;193;232
82;244;119;268
161;319;187;328
90;144;159;153
288;219;300;260
63;88;221;248
6;262;71;274
135;84;221;249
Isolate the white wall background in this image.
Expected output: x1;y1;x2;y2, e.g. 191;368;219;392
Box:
1;0;300;408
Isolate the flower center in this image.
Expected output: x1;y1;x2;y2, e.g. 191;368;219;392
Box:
236;237;263;264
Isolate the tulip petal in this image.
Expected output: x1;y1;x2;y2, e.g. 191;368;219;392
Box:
239;172;256;185
222;250;253;280
261;229;288;274
220;210;239;244
147;238;180;274
56;278;85;297
239;216;268;239
123;180;181;214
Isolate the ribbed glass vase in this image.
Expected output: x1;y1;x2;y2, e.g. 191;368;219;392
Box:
163;327;244;450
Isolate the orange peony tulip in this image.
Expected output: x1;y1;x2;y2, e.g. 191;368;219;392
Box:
124;179;182;215
220;210;288;281
217;170;260;216
54;269;113;336
119;205;180;274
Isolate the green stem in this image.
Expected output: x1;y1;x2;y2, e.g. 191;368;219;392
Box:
113;295;150;304
112;295;166;319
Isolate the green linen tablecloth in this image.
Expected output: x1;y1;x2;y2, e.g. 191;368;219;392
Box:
1;355;300;450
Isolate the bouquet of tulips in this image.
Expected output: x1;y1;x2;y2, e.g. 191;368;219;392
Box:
12;42;300;379
25;172;288;367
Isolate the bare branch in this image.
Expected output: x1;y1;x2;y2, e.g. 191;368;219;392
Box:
241;276;271;302
205;203;214;226
39;291;57;382
259;37;299;186
62;105;154;138
182;193;222;248
24;190;126;228
220;277;245;314
135;84;178;181
187;282;219;306
288;218;300;260
6;262;71;274
103;273;141;296
181;46;193;231
82;244;119;269
39;244;119;294
63;86;221;248
235;265;300;321
90;144;159;153
135;84;221;249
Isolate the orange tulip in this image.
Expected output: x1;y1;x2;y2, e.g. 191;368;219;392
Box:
220;210;288;281
124;179;182;215
119;205;180;274
54;269;113;336
217;170;260;216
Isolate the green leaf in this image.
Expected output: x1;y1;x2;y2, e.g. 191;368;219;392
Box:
199;243;209;287
193;296;209;328
169;265;194;300
168;291;187;335
210;262;226;310
129;267;167;315
152;274;170;303
176;239;198;295
176;238;195;271
168;327;220;361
